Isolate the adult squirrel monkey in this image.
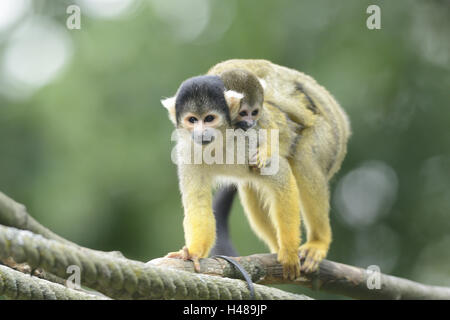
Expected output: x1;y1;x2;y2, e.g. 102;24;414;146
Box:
161;59;350;278
161;72;302;279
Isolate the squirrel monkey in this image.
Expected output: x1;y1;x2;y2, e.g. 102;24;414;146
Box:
161;60;350;277
161;73;303;279
218;69;264;131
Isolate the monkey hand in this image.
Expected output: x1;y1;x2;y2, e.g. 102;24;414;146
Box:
250;147;272;170
165;246;201;272
298;242;327;273
277;247;301;280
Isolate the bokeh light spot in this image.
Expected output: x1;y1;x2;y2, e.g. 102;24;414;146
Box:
334;160;398;228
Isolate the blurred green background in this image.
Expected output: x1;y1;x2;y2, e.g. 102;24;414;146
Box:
0;0;449;299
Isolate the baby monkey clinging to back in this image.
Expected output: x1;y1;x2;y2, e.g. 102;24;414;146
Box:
218;69;264;131
214;68;297;169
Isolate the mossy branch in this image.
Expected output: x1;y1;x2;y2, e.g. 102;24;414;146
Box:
0;191;310;300
1;190;449;300
150;254;450;300
0;224;310;300
0;264;108;300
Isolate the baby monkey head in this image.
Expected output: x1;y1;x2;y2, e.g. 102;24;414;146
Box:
220;69;265;131
161;75;244;145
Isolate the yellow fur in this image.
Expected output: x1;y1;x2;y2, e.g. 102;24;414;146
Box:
207;60;350;272
166;59;350;277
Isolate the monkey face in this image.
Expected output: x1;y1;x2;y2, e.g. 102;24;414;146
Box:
161;75;245;145
179;110;226;145
234;103;261;131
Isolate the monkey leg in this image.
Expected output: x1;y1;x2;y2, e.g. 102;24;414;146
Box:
264;165;302;280
238;184;279;253
166;173;215;271
290;156;331;273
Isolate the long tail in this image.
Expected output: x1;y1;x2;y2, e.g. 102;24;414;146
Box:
210;185;239;257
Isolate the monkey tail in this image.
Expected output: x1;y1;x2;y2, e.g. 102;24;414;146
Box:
210;185;239;256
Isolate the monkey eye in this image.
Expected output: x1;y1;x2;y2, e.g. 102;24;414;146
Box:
188;116;198;123
204;115;215;122
251;109;259;116
239;111;248;117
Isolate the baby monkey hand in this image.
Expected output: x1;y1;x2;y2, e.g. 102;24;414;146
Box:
250;145;272;170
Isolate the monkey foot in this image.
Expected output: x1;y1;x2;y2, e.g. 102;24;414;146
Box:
277;248;301;280
165;246;201;272
298;242;327;273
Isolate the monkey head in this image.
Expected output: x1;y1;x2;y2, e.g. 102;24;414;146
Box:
220;69;265;131
161;75;243;145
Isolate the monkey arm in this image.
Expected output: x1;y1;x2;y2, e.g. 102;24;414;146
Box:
181;171;215;258
166;166;216;270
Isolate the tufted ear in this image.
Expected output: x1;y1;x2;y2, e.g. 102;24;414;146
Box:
258;77;267;90
161;96;177;124
224;90;244;118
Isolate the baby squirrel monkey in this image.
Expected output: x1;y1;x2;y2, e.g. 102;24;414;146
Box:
217;69;297;169
220;69;263;131
161;59;350;278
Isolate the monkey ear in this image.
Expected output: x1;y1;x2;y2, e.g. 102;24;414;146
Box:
258;78;267;90
161;96;177;124
224;90;244;117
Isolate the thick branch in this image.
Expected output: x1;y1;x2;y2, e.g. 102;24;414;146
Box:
149;254;450;300
0;225;311;300
0;264;108;300
0;192;124;258
0;191;310;300
1;257;67;286
0;192;72;245
1;190;448;300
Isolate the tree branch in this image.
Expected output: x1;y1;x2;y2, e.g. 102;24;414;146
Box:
0;264;108;300
0;192;124;258
1;190;449;300
0;224;311;300
0;191;310;300
149;253;450;300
